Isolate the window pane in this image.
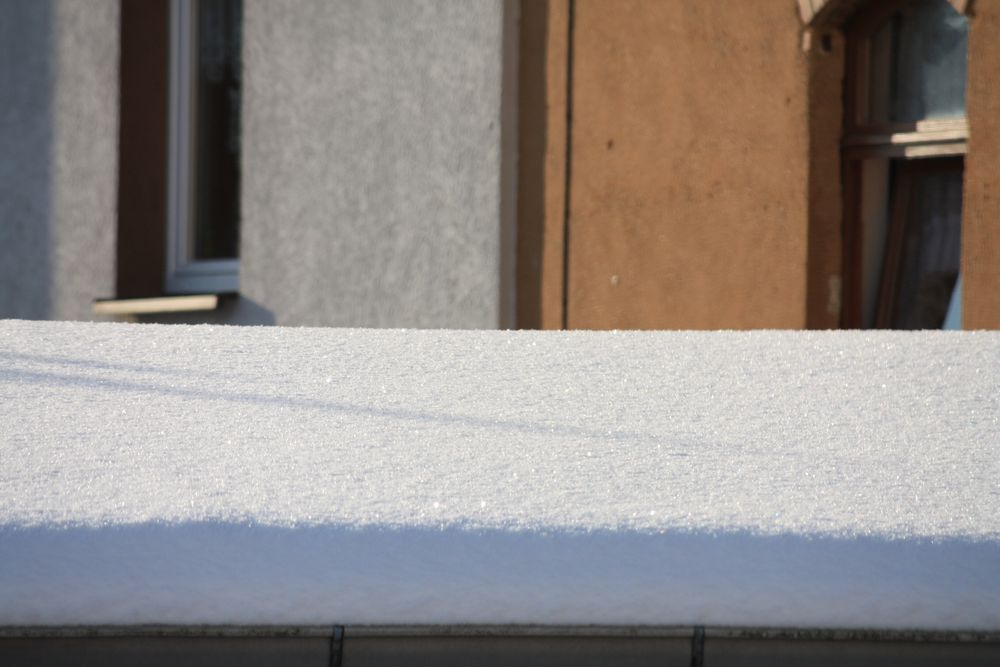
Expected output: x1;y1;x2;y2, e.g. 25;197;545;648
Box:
942;274;962;329
192;0;241;260
889;161;962;329
859;158;891;329
890;0;968;122
867;20;893;124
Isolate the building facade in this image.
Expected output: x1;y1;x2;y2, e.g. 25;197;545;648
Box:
518;0;999;330
1;0;517;328
1;0;997;329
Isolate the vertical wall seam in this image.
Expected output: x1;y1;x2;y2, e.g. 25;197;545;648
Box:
691;625;705;667
560;0;575;330
499;0;520;329
329;625;343;667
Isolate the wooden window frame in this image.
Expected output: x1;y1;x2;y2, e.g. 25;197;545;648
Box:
800;0;969;30
117;0;170;299
840;0;967;328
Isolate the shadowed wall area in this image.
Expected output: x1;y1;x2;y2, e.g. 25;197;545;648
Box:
0;1;53;319
0;0;118;322
517;0;571;330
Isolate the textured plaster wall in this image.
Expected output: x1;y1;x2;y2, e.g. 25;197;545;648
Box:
803;29;845;330
962;2;1000;329
240;0;513;328
566;0;810;330
0;0;118;321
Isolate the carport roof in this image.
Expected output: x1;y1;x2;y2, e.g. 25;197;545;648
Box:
1;320;998;629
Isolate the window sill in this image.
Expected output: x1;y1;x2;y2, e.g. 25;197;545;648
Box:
92;293;234;316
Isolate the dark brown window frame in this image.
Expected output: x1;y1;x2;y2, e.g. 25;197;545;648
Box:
840;0;968;328
116;0;170;299
115;0;240;303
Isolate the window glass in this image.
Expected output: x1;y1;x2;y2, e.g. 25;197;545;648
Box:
891;0;967;121
889;162;962;328
846;1;968;330
193;0;241;261
867;20;894;124
859;158;891;328
942;274;962;329
867;0;968;124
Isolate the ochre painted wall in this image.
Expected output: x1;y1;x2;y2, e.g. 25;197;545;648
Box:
566;0;811;329
804;29;845;330
962;1;1000;329
518;0;995;331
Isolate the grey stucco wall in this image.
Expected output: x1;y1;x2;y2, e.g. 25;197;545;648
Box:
239;0;514;328
0;0;514;329
0;0;118;321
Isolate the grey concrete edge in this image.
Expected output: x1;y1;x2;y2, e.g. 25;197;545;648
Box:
342;624;695;638
0;625;335;639
0;625;690;640
2;625;999;643
702;626;1000;644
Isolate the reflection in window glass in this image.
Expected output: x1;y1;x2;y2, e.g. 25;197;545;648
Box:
892;0;967;121
193;0;241;260
867;20;894;124
859;158;891;328
889;163;962;328
867;0;967;124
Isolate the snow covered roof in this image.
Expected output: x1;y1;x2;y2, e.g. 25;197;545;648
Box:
1;319;998;629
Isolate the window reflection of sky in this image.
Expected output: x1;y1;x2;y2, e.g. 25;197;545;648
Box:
890;0;968;122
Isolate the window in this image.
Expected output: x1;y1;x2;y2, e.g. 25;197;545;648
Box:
166;0;242;294
113;0;242;308
842;0;967;329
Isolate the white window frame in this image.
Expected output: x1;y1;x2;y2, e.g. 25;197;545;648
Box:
166;0;239;294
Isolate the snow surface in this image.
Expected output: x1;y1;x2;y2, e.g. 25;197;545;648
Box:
1;319;999;629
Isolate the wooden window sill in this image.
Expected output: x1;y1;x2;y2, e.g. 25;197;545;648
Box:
92;293;233;316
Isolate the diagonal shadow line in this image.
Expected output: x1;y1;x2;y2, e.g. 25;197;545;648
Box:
0;366;679;448
0;350;246;381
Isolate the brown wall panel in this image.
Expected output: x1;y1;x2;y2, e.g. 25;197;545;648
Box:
963;2;1000;329
565;0;811;330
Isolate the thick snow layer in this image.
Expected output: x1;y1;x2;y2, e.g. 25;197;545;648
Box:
1;320;998;629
